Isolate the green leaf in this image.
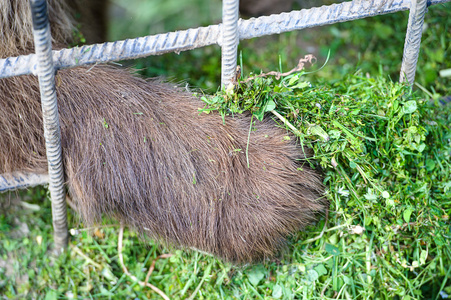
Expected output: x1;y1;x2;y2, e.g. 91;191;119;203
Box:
364;189;378;201
386;198;395;207
402;100;417;114
325;243;340;256
291;81;310;89
314;264;328;276
403;207;414;223
101;266;118;284
419;248;428;265
272;284;283;299
328;129;341;139
264;100;276;112
442;181;451;193
254;108;265;121
306;269;319;282
342;275;352;285
309;124;330;142
416;143;426;152
246;265;266;286
426;159;436;172
287;74;300;86
44;290;58;300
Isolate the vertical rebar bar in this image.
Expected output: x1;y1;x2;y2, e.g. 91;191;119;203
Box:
399;0;428;84
221;0;240;88
30;0;68;252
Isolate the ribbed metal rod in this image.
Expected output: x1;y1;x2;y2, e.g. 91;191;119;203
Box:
221;0;239;88
0;24;222;79
399;0;428;84
1;0;449;80
0;172;49;193
30;0;68;252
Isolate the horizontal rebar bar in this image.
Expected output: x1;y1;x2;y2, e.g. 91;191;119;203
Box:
0;172;49;193
0;0;449;79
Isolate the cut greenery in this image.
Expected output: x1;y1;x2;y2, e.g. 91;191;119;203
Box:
198;69;451;298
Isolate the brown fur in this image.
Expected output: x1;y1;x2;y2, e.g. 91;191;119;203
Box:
0;0;325;263
0;0;107;57
0;0;74;56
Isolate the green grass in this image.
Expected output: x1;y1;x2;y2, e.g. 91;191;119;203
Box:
1;75;450;299
1;1;451;299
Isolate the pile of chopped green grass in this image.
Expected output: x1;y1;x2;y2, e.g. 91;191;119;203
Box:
200;71;451;298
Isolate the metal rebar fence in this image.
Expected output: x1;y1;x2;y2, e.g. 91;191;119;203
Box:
1;0;449;248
